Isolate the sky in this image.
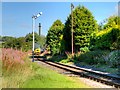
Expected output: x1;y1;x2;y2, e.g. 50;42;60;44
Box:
2;2;119;37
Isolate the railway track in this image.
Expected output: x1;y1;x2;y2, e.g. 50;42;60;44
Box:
37;59;120;89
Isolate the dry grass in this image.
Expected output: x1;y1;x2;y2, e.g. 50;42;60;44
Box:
1;48;32;88
1;48;91;88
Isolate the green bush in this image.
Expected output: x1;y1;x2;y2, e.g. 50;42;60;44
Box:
78;50;109;65
77;50;120;70
48;55;67;62
80;47;89;53
107;50;120;68
93;28;120;50
51;46;59;55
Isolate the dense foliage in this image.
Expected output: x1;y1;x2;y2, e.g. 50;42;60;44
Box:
2;32;46;51
45;5;120;74
2;49;90;88
90;28;120;50
63;5;98;52
103;16;119;29
90;16;120;50
76;50;120;68
46;20;64;55
78;50;109;65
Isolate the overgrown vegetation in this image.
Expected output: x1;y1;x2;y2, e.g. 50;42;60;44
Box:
2;3;120;88
2;48;31;88
77;50;109;65
46;5;120;74
2;4;120;88
90;28;120;50
76;50;120;68
2;48;90;88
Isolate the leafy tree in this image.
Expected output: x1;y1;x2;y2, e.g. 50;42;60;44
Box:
46;20;64;55
2;36;16;48
2;32;46;51
25;32;41;43
3;37;24;49
2;36;15;42
91;16;120;50
94;28;120;50
63;5;98;52
24;32;45;49
16;37;26;50
103;16;119;29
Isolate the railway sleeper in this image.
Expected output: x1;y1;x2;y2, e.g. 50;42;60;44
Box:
39;60;120;89
53;61;120;80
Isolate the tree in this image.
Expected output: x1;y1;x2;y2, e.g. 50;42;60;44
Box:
25;32;46;50
2;32;46;51
2;36;16;48
25;32;41;43
91;16;120;50
63;5;98;52
15;37;25;49
103;16;119;29
2;36;15;42
46;20;64;55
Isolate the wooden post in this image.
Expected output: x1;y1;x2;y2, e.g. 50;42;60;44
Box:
71;3;74;56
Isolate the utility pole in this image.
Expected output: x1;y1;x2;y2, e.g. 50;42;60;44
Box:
39;23;41;36
71;3;74;56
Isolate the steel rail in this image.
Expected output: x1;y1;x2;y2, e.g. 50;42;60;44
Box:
38;59;120;88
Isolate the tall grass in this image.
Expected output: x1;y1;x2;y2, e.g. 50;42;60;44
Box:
0;48;2;89
2;48;32;88
2;48;91;88
2;48;27;72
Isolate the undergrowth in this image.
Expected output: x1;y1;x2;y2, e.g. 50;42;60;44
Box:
2;48;91;88
2;48;32;88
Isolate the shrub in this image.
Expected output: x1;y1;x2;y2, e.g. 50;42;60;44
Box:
93;28;120;50
48;54;66;62
80;47;89;53
107;50;120;68
78;50;109;65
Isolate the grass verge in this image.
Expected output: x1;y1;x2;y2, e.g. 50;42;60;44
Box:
21;62;91;88
2;48;91;88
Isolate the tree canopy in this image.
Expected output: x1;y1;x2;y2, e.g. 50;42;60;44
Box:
63;5;98;52
2;32;46;51
91;16;120;50
46;20;64;55
103;16;119;29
